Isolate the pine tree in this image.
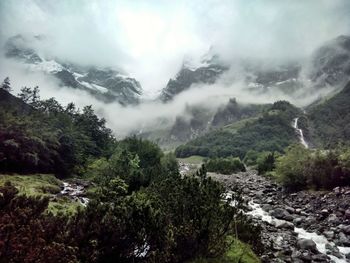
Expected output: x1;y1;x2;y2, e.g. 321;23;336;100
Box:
1;77;11;92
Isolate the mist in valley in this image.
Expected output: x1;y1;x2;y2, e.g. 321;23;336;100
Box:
1;0;350;137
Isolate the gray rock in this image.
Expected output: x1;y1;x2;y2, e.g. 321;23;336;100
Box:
286;206;295;214
300;251;312;261
297;238;317;252
275;220;294;230
295;208;302;214
327;214;340;224
333;186;341;194
270;208;294;221
338;232;350;246
293;217;303;226
323;230;334;239
320;209;329;216
345;209;350;220
262;204;273;212
341;225;350;234
312;253;329;262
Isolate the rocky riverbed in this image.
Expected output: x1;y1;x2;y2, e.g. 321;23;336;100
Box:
209;170;350;263
59;180;89;206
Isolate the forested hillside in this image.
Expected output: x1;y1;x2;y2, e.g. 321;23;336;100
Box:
176;101;300;159
308;81;350;147
0;81;262;262
0;82;114;176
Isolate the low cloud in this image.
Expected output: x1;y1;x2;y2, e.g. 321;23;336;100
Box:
1;0;349;93
1;0;349;137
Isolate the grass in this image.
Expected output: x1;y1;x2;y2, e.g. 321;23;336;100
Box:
0;174;62;196
222;117;258;134
177;155;205;165
189;238;260;263
0;173;84;215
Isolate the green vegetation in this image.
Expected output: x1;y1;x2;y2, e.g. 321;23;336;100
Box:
0;83;262;262
308;81;350;147
256;152;277;175
205;157;246;174
189;238;260;263
176;101;300;159
0;83;115;176
177;155;205;165
274;144;350;190
0;174;61;196
0;174;83;215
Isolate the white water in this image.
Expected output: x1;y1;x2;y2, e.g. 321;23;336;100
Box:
60;182;89;207
245;200;350;262
293;117;309;148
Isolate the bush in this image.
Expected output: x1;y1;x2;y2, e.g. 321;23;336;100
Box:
274;144;309;190
257;152;276;175
206;157;246;175
275;145;350;190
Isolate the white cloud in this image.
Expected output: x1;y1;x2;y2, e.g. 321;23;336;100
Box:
0;0;349;138
1;0;349;92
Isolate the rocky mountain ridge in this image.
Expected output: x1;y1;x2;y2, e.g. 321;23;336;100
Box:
4;35;142;105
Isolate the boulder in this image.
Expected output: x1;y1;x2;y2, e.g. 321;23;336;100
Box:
323;231;334;239
320;209;329;216
312;253;329;262
275;220;294;230
338;232;350;246
339;224;350;234
327;214;340;224
270;208;294;221
286;206;295;214
297;238;317;252
345;209;350;220
293;217;303;226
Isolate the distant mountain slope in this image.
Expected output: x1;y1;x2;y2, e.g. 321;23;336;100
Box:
159;55;229;102
4;35;142;105
140;98;268;150
175;101;301;159
159;35;350;104
308;81;350;147
308;35;350;88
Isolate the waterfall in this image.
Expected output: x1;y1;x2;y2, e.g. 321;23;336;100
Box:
293;117;308;148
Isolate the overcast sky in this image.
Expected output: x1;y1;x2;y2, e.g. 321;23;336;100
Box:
1;0;350;94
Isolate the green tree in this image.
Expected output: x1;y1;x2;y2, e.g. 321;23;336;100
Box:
1;77;11;92
275;144;309;190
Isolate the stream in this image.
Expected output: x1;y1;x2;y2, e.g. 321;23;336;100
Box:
60;182;89;206
247;200;350;262
293;117;309;148
210;171;350;262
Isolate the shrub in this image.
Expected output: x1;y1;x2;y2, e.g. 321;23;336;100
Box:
274;144;309;190
257;151;276;175
206;157;246;175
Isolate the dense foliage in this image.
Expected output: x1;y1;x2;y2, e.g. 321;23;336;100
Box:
0;82;115;176
308;81;350;147
176;101;300;159
0;161;262;263
275;144;350;190
0;182;78;263
256;152;277;175
205;157;246;174
0;83;262;262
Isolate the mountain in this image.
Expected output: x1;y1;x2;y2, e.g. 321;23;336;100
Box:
4;35;142;105
159;55;229;102
159;35;350;104
308;35;350;88
175;101;301;159
308;81;350;147
140;98;269;150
